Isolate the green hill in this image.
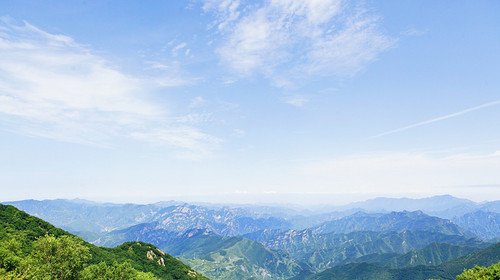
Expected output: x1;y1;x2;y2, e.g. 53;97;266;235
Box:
244;228;486;271
0;204;209;280
291;242;500;280
351;242;480;268
163;229;306;280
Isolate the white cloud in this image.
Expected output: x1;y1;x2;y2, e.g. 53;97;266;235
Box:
402;27;428;36
0;20;219;157
202;0;241;30
144;60;194;88
231;128;245;137
304;10;395;76
283;94;309;107
174;113;214;124
204;0;395;85
303;151;500;196
188;96;207;108
130;127;222;160
171;42;187;57
145;61;170;70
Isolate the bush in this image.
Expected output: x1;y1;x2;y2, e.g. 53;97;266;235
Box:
455;262;500;280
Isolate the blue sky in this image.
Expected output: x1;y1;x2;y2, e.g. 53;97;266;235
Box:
1;0;499;205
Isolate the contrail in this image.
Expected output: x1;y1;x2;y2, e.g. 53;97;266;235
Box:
371;100;500;138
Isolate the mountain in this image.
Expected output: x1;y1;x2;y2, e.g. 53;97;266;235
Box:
243;228;486;271
339;195;477;213
4;199;291;239
7;197;500;240
291;241;500;280
452;210;500;239
162;229;306;280
480;200;500;212
311;210;470;236
93;222;306;280
4;199;163;233
5;197;497;279
352;242;480;268
100;213;487;275
323;195;500;220
152;204;291;236
92;221;180;247
0;204;210;280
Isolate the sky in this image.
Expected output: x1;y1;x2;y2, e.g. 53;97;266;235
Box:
1;0;500;205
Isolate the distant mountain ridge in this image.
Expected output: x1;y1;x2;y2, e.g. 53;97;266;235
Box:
452;210;500;239
5;199;292;237
311;210;470;236
339;195;476;213
4;199;163;233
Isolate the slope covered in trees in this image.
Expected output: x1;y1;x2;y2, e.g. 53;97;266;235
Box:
455;261;500;279
0;204;210;280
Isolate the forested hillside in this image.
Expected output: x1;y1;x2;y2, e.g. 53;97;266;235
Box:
0;204;210;280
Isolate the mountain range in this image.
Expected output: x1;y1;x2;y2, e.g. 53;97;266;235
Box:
291;241;500;280
4;195;500;279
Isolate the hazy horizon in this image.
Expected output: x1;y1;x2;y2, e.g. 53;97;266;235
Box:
3;193;496;209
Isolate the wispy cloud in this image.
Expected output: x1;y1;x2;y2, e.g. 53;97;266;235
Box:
231;128;245;138
171;42;187;57
372;100;500;138
174;113;214;124
402;27;428;37
130;127;222;160
203;0;395;86
188;96;207;108
0;20;219;157
202;0;241;30
283;94;309;107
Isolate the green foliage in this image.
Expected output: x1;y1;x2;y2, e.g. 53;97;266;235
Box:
162;230;305;280
0;204;68;240
22;234;91;279
80;261;158;280
246;228;486;271
88;241;209;280
455;262;500;280
0;204;210;280
0;234;23;271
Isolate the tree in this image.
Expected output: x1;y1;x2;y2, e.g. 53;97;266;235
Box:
0;233;24;278
22;234;91;280
79;261;158;280
455;262;500;280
